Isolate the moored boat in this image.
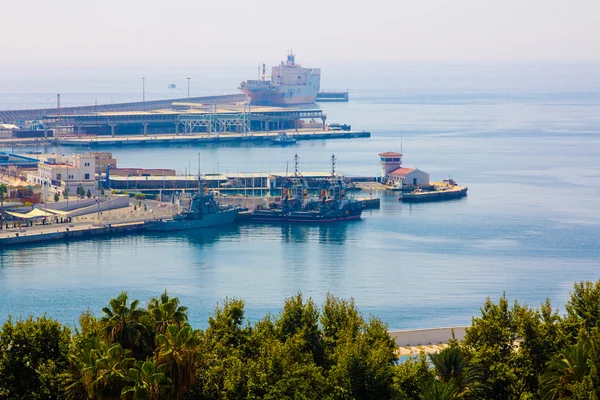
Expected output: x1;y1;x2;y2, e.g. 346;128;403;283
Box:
249;154;363;223
146;192;240;231
271;132;297;145
400;180;468;203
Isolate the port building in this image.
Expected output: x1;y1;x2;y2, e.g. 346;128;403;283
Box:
40;103;328;138
379;152;429;188
26;154;97;199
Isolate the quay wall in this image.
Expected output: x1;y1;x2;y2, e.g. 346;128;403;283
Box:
388;326;467;348
58;130;371;147
0;222;146;247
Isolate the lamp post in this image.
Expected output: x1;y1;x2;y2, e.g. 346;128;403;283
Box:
187;77;191;99
142;77;146;109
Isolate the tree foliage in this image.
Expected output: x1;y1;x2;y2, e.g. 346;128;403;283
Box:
2;281;600;399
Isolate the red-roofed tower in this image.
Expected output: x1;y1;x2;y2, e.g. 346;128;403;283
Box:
378;152;403;179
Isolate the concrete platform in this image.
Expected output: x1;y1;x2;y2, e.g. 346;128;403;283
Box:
55;129;370;147
0;221;148;246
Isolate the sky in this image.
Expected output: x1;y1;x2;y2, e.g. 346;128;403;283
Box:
2;0;600;69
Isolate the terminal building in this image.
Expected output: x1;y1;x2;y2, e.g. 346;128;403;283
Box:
41;103;328;138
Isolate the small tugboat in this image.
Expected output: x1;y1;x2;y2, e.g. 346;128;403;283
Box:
271;132;297;145
146;191;240;231
250;154;363;223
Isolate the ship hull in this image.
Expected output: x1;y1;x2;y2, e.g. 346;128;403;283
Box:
401;187;468;203
249;208;362;223
146;209;240;231
240;88;317;106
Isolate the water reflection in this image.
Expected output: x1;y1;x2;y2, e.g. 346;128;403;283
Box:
277;222;353;245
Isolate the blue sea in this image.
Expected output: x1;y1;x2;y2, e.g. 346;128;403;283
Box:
1;64;599;330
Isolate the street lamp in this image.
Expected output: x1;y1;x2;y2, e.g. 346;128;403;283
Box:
187;77;191;99
142;77;146;108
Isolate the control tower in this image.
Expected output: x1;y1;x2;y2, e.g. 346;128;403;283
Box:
378;152;403;178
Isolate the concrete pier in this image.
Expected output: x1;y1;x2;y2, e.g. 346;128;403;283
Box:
0;221;148;247
55;129;370;147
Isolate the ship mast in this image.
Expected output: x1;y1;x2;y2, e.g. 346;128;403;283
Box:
331;154;336;180
294;153;300;181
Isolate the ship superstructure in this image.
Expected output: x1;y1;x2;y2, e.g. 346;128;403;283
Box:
239;52;321;106
249;154;363;223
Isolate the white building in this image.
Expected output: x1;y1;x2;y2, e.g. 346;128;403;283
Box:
379;151;430;188
27;154;97;198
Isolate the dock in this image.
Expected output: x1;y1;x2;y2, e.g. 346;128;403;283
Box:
353;181;397;191
357;197;380;209
52;129;370;147
316;91;349;102
0;221;148;247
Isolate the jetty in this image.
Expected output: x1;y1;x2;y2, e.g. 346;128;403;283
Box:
0;221;148;246
52;129;370;147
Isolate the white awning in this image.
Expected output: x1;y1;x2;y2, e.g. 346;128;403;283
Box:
6;208;56;219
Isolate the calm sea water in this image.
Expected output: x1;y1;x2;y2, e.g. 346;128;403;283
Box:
1;65;599;330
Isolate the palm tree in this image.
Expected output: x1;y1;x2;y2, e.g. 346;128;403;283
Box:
121;360;173;400
421;379;460;400
156;324;199;398
148;291;189;335
429;347;468;387
0;183;7;227
63;334;102;400
93;343;136;400
540;341;592;399
101;292;147;356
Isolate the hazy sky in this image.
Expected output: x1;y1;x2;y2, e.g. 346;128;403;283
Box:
2;0;600;68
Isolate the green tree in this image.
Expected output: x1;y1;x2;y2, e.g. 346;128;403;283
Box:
393;354;435;400
156;325;199;398
539;340;595;399
459;295;520;399
62;310;103;400
429;346;476;393
245;334;330;400
86;189;92;198
0;315;71;400
54;192;60;202
421;379;460;400
147;291;189;335
276;292;323;366
320;293;363;366
564;281;600;336
100;292;148;358
195;298;251;399
122;360;173;400
87;343;135;399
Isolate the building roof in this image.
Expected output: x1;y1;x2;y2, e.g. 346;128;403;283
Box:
378;152;403;157
389;167;415;176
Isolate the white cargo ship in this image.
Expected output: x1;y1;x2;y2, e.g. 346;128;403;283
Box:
239;52;321;106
